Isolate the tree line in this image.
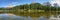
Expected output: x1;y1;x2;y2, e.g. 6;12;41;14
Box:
0;2;60;11
7;2;60;11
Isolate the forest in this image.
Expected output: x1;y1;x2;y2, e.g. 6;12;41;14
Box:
0;2;60;17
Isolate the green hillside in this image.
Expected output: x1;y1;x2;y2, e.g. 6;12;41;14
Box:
0;3;60;17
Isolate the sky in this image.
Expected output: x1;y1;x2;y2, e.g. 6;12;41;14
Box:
0;0;60;8
50;0;60;6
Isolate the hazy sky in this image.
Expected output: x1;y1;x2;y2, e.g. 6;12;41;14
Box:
0;0;60;7
50;0;60;6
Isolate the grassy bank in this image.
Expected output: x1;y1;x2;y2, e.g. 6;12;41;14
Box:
9;9;58;17
0;9;59;17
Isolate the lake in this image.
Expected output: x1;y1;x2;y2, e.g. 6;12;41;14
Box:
0;13;48;20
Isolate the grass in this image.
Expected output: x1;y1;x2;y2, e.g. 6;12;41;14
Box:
0;10;59;17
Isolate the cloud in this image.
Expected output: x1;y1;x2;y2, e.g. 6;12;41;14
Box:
5;2;20;7
50;0;60;6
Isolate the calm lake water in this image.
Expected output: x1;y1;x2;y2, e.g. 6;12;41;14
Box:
0;13;48;20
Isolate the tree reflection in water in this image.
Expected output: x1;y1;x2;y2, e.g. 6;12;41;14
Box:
0;13;47;20
0;13;23;20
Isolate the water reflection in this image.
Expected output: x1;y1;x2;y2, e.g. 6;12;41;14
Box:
37;16;47;20
0;13;47;20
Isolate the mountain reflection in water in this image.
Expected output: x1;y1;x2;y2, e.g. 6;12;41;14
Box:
0;13;47;20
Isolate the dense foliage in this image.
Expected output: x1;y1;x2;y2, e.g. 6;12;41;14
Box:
0;2;60;17
8;2;60;11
